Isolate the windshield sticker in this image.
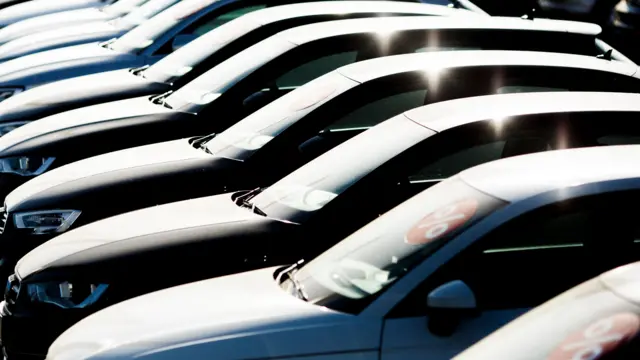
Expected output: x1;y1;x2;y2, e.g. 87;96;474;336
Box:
548;312;640;360
405;198;478;245
173;0;216;20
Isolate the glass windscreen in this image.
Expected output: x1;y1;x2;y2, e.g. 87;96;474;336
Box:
204;72;358;159
164;35;296;111
102;0;149;15
250;116;432;223
110;0;215;52
142;14;262;83
284;176;507;313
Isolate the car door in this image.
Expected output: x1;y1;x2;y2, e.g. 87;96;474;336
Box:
379;190;640;360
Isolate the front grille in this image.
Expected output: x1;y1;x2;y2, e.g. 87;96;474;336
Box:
4;275;18;305
0;208;7;235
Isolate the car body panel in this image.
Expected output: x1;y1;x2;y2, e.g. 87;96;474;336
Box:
47;267;375;360
0;21;126;62
0;43;142;89
0;0;110;27
0;95;174;157
0;69;167;123
0;7;113;46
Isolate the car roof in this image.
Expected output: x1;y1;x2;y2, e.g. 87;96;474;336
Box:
405;90;640;132
243;1;472;25
279;15;602;45
339;50;638;84
459;144;640;203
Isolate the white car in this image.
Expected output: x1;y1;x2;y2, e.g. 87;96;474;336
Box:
0;0;115;27
46;144;640;359
455;260;640;359
0;0;149;46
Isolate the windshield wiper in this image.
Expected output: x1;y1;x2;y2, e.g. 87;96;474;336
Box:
130;65;150;78
235;188;267;216
150;90;174;109
279;260;308;301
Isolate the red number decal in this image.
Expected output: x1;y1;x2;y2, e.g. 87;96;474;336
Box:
404;198;478;245
548;312;640;360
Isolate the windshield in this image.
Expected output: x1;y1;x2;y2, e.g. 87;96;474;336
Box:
204;72;358;160
164;35;296;111
285;176;507;313
110;0;215;52
142;14;262;83
250;116;432;223
102;0;149;15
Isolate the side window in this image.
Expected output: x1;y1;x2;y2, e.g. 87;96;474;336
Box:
325;89;428;131
409;136;552;183
597;135;640;145
497;85;569;94
275;51;358;90
190;5;266;36
390;192;640;318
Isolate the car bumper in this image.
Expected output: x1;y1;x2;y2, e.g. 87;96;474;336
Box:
0;301;84;359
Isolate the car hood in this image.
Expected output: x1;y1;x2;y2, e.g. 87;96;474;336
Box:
0;95;173;156
0;20;123;62
0;7;110;45
0;0;104;27
0;42;136;87
48;267;374;360
5;138;210;210
0;68;164;123
15;192;262;278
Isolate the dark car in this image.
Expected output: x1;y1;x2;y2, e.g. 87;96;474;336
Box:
7;90;640;359
0;1;473;128
456;260;640;360
0;16;630;202
4;49;640;269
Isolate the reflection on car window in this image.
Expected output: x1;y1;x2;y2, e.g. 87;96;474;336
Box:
497;86;569;94
598;135;640;145
287;177;506;313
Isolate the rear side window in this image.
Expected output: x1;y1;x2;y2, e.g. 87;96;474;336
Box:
326;89;428;131
275;51;358;89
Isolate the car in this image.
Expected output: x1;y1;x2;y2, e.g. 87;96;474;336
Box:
0;0;114;28
0;0;178;63
0;0;149;47
0;1;475;126
0;0;287;99
42;143;640;360
8;91;640;359
454;261;640;360
3;49;640;276
0;16;630;201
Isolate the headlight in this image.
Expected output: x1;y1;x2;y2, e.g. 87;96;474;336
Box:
0;88;22;103
0;121;29;136
27;281;108;309
14;210;81;234
0;156;55;176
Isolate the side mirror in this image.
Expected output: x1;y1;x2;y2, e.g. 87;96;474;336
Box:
426;280;477;337
171;34;198;52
